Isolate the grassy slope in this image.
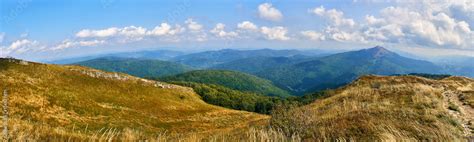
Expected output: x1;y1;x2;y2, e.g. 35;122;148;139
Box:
74;57;193;78
0;58;267;139
160;70;291;97
297;75;473;140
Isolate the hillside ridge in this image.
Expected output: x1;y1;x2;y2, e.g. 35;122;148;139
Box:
0;57;269;139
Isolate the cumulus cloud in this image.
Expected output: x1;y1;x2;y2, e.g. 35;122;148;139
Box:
52;39;105;50
324;26;366;42
305;6;363;43
258;3;283;21
361;5;473;48
147;23;185;36
237;21;258;31
119;26;147;38
185;18;203;31
303;2;474;49
210;23;238;39
1;39;44;56
71;23;188;47
260;26;290;41
75;26;148;41
76;27;119;38
309;6;355;27
301;30;325;41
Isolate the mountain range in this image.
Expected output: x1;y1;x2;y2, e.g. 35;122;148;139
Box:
254;46;443;94
71;46;468;96
171;48;327;68
48;50;185;64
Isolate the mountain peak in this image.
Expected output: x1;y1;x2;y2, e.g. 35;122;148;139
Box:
370;46;388;51
365;46;395;58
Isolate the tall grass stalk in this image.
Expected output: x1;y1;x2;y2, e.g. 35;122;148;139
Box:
2;89;8;141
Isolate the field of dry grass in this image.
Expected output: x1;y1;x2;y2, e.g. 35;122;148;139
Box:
0;58;269;140
272;75;473;141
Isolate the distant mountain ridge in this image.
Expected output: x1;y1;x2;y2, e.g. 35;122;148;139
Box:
74;57;193;78
48;50;185;64
211;55;316;74
172;48;326;68
255;46;443;94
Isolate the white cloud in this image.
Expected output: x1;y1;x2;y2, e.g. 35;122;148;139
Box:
120;26;147;38
3;39;43;55
185;18;203;31
303;2;474;49
301;30;325;41
260;26;290;41
76;27;119;38
210;23;238;39
75;26;149;40
72;19;207;44
303;6;364;43
53;39;105;50
324;27;366;42
237;21;258;31
362;5;473;48
147;23;184;36
309;6;355;27
182;19;207;41
258;3;283;21
9;39;34;50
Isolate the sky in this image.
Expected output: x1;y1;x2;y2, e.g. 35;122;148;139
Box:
0;0;473;61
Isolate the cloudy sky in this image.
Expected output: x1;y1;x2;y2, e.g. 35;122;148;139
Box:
0;0;473;61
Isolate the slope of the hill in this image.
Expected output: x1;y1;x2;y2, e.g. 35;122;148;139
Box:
274;75;473;140
0;58;267;139
259;46;442;95
74;57;193;78
160;70;290;97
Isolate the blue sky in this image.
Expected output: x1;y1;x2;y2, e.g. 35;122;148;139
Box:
1;0;473;61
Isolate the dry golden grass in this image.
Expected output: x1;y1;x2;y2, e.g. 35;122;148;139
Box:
0;58;269;140
272;75;473;141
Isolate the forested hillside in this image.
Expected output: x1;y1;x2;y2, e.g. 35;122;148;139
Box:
74;57;193;78
159;70;291;97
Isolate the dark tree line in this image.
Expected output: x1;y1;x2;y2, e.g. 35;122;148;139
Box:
168;81;328;114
